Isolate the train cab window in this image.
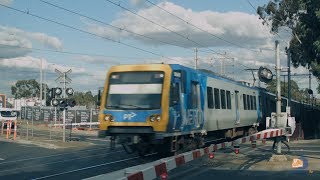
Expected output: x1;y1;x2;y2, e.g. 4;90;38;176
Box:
207;87;214;109
220;89;226;109
247;95;251;110
214;88;220;109
243;94;247;110
226;91;231;109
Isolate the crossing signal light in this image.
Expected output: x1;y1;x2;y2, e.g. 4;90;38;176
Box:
66;88;74;96
67;99;76;107
58;99;68;108
51;99;59;106
258;66;273;83
55;88;62;96
50;87;75;109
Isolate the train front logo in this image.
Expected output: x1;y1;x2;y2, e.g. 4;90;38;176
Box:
123;112;137;120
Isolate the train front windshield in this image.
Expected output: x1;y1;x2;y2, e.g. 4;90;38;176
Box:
106;71;164;110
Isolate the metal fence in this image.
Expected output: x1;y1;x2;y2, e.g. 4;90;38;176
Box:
20;106;99;127
15;106;100;142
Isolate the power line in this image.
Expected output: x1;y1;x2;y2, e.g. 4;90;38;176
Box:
0;3;184;64
39;0;195;53
0;66;108;77
146;0;260;53
105;0;225;56
0;43;151;60
246;0;290;46
105;0;256;70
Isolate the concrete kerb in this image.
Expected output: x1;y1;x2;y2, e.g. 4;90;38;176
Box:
87;128;286;180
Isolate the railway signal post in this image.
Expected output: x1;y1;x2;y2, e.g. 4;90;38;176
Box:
52;69;75;142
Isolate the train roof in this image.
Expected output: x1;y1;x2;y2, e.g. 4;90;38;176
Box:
169;64;260;91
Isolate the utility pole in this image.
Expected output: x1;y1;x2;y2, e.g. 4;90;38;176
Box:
40;59;43;106
275;41;281;126
275;40;282;154
245;68;259;86
287;51;291;107
194;48;198;69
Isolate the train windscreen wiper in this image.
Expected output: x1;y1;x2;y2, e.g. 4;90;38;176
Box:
107;104;147;109
106;105;121;109
118;104;145;109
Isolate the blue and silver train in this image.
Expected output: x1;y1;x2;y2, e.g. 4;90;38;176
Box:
98;64;293;155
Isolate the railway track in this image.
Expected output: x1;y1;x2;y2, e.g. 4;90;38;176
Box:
0;142;159;180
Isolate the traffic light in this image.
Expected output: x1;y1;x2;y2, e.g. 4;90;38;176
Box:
51;87;76;109
258;66;273;83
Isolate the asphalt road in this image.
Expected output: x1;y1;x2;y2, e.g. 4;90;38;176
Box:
0;138;158;180
167;140;320;180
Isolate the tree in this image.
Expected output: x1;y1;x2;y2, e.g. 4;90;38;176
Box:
257;0;320;92
265;79;309;101
11;79;49;100
73;91;96;108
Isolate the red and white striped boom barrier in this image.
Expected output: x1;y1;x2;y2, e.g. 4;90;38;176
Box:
88;128;287;180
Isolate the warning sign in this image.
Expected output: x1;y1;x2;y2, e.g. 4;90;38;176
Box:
292;158;303;168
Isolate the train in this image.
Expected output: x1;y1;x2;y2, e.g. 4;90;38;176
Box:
97;63;305;156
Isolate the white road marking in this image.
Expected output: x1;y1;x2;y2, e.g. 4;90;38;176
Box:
86;138;110;142
31;156;140;180
0;146;112;165
290;149;320;153
0;150;125;174
0;158;4;161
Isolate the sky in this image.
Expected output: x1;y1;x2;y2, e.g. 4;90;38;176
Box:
0;0;318;98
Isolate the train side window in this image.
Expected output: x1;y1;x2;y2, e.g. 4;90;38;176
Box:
214;88;220;109
250;95;254;110
207;87;214;109
226;91;231;109
253;96;257;110
220;89;226;109
247;94;251;110
243;94;247;110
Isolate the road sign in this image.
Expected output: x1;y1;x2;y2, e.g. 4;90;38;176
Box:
55;69;72;83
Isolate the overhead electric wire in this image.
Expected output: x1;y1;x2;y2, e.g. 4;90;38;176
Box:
0;67;108;77
105;0;227;57
0;43;149;60
39;0;195;53
146;0;260;53
0;3;194;66
246;0;290;46
105;0;257;70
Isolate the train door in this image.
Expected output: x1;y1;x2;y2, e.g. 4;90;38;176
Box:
170;79;182;131
235;90;240;124
170;72;183;131
190;82;202;128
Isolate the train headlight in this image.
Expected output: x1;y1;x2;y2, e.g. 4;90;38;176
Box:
149;114;160;122
104;114;114;122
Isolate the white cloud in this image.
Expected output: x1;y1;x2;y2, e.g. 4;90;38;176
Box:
0;0;13;6
87;2;277;49
0;29;32;58
129;0;145;7
0;56;86;74
0;26;63;58
74;55;121;65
